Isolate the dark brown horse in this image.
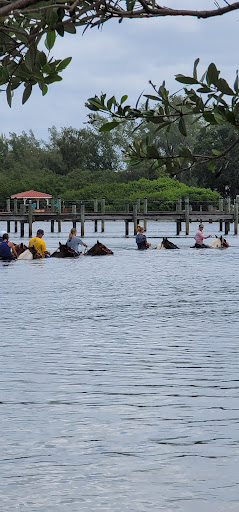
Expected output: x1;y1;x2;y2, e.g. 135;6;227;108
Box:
51;240;113;257
156;238;179;250
51;242;80;258
85;240;114;256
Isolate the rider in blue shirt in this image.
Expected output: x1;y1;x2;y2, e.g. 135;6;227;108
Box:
0;233;17;260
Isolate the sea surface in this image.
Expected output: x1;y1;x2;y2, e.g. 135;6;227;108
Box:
1;220;239;512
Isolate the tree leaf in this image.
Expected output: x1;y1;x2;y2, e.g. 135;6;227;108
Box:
6;83;11;107
99;121;121;132
22;83;32;104
234;102;239;119
64;23;76;34
213;112;225;124
56;57;72;71
146;145;160;159
203;112;217;124
175;74;199;85
107;96;117;109
234;70;239;93
206;62;219;86
216;78;234;95
44;74;62;84
126;0;135;10
197;86;212;93
178;117;187;136
45;31;56;51
56;25;64;37
120;94;128;104
193;58;200;80
208;160;215;172
143;94;160;101
38;51;47;67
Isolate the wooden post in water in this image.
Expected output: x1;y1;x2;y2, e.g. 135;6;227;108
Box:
20;222;24;237
19;204;25;237
185;197;190;235
133;203;138;235
225;198;231;233
176;220;182;235
125;202;129;236
101;197;105;233
81;202;85;237
28;201;33;237
51;220;54;233
14;197;18;234
143;197;147;231
6;197;11;232
57;198;61;233
234;201;238;235
225;220;230;235
94;198;98;232
14;196;18;233
72;204;76;229
176;197;182;235
219;197;223;231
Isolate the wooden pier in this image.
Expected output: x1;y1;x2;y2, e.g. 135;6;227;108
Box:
0;196;237;237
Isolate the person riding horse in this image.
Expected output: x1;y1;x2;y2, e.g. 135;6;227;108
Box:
29;229;51;258
136;225;151;250
194;224;212;248
66;228;87;255
0;233;17;260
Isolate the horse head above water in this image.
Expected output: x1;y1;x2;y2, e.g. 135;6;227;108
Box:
209;236;230;249
15;243;42;260
51;242;80;258
85;240;114;256
156;237;179;250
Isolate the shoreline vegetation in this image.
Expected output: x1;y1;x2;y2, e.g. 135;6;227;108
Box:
0;127;223;211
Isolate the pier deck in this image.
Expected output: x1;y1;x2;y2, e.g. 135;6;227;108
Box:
0;209;236;237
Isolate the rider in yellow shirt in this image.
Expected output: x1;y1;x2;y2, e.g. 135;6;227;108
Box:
28;229;51;258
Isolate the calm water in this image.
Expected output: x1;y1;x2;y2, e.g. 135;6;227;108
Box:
1;221;239;512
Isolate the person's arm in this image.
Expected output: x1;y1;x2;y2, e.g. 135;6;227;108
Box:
42;239;51;256
76;237;87;248
9;241;17;258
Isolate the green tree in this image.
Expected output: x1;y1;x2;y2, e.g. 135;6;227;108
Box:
46;123;126;174
190;124;239;197
86;61;239;179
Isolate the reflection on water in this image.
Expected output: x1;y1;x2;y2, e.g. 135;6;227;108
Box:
1;222;239;511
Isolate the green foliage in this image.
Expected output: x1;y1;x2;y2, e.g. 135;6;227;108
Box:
0;125;220;211
86;60;239;175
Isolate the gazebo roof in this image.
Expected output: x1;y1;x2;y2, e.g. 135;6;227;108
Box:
11;190;52;199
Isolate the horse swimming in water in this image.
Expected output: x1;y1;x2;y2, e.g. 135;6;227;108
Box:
51;242;80;258
209;236;230;249
85;240;114;256
192;235;230;249
15;243;42;260
156;238;179;250
51;240;114;258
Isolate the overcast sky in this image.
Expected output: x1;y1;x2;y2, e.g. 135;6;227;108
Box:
1;0;238;142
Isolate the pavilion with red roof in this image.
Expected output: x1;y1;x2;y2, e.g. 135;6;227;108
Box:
11;190;52;209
